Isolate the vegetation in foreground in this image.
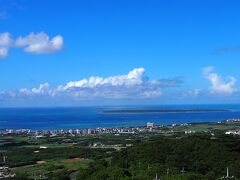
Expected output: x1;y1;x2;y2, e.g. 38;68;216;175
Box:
78;134;240;179
1;122;240;179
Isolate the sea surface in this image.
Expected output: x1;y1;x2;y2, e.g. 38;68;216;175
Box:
1;104;240;130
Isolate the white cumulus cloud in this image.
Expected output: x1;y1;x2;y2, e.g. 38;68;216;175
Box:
202;66;237;95
19;83;51;96
0;32;64;58
60;67;146;90
15;32;63;54
56;67;164;99
0;68;182;101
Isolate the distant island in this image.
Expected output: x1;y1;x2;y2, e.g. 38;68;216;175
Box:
102;109;229;114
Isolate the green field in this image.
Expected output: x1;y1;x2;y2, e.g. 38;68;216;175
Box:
170;122;240;132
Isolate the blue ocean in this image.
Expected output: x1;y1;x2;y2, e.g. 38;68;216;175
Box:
1;104;240;130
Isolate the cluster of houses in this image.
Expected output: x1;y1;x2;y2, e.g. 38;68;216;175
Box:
0;122;159;138
225;118;240;122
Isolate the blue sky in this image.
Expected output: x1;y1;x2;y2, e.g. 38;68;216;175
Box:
0;0;240;106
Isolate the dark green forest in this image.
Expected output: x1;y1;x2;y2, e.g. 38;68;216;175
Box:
77;134;240;180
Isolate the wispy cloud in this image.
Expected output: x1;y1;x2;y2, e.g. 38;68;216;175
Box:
214;46;240;54
0;32;12;58
183;89;202;98
0;0;23;20
0;68;183;102
0;10;7;19
0;32;64;59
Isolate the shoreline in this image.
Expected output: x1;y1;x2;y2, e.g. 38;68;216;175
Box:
1;119;237;132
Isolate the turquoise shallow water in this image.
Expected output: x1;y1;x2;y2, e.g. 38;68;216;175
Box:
1;104;240;130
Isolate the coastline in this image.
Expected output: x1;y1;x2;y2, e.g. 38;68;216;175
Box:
1;118;238;132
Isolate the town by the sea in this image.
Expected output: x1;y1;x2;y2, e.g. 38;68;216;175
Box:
1;104;240;130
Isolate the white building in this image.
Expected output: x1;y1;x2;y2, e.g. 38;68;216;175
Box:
147;122;154;128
